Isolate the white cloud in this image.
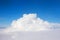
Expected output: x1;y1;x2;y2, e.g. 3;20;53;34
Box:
4;13;60;32
1;30;60;40
0;13;60;40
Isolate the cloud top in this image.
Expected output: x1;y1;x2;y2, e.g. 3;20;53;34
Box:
4;13;60;32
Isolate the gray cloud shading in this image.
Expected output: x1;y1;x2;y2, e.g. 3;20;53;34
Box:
0;30;60;40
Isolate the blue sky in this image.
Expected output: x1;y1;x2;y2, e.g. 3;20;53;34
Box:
0;0;60;27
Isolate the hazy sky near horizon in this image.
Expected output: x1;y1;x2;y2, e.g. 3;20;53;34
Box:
0;0;60;27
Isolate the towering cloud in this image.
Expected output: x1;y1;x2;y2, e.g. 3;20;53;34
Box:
4;13;60;32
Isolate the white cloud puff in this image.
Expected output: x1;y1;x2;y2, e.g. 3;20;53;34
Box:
4;13;60;32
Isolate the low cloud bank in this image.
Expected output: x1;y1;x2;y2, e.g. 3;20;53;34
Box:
4;13;60;32
1;30;60;40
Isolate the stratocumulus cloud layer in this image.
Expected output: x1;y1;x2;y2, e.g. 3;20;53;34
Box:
4;13;60;32
1;30;60;40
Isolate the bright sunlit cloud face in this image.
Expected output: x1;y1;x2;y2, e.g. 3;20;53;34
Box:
4;13;60;33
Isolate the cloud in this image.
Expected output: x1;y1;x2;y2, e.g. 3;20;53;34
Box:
0;13;60;40
1;30;60;40
4;13;60;32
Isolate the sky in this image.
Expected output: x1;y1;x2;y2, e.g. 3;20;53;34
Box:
0;0;60;28
0;0;60;40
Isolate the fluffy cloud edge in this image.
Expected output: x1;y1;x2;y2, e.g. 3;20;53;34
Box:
3;13;60;33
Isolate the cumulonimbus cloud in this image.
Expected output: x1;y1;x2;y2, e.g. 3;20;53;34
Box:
4;13;60;32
